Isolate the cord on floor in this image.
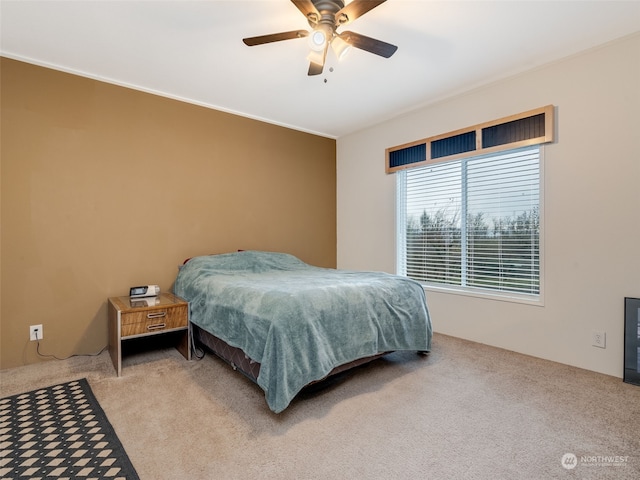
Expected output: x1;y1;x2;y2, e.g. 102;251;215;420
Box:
34;330;107;361
189;326;206;360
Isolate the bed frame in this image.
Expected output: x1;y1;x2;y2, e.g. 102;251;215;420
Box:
191;323;389;387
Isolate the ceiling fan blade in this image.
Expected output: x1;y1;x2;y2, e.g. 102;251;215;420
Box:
307;45;328;76
243;30;308;46
335;0;387;26
339;31;398;58
291;0;320;24
308;61;324;76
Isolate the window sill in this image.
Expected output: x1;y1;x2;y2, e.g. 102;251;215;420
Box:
422;283;544;307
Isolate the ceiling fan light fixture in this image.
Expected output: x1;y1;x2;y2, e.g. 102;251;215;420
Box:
306;48;325;66
309;28;328;51
331;35;351;60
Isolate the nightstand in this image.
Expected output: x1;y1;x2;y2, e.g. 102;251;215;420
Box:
107;292;191;376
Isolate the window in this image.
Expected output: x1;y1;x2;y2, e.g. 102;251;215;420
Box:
389;106;553;301
397;146;542;300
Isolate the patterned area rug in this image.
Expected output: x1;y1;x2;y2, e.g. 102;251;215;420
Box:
0;378;139;480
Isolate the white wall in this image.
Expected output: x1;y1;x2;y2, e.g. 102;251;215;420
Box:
336;33;640;378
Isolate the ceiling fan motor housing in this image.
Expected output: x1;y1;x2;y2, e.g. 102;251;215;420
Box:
307;0;345;30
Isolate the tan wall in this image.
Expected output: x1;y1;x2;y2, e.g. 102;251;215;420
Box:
1;58;336;369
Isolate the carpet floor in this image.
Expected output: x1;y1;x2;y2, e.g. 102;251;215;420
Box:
1;333;639;479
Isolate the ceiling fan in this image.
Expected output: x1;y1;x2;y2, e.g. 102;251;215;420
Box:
242;0;397;76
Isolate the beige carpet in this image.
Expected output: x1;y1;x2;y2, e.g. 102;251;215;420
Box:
2;333;639;479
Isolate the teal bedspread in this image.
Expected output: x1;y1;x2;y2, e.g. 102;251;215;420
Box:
174;251;432;413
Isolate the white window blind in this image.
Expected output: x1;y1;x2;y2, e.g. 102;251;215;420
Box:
398;146;541;297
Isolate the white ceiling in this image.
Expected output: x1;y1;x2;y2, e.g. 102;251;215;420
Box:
1;1;639;138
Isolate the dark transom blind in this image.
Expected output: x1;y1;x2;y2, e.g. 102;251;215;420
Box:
482;113;546;149
388;143;426;169
431;130;476;159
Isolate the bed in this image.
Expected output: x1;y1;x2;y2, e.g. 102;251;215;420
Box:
174;250;432;413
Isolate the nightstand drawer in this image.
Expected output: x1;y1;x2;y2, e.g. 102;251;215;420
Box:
120;304;188;337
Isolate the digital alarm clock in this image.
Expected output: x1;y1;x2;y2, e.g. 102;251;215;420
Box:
129;285;160;298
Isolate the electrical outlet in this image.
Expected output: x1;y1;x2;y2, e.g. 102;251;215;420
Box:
592;330;606;348
29;324;43;341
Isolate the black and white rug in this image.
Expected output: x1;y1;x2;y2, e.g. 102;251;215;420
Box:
0;378;139;480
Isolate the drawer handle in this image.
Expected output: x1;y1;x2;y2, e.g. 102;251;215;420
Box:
147;323;166;331
147;311;167;319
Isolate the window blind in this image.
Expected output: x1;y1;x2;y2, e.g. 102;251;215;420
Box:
388;142;426;170
398;146;541;296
